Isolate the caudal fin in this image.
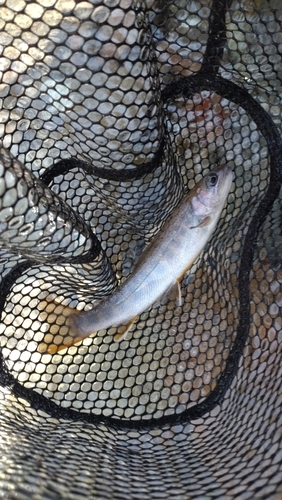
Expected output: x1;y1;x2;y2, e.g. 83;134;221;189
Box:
38;299;84;354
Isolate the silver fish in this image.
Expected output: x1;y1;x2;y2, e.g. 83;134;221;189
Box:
40;165;233;354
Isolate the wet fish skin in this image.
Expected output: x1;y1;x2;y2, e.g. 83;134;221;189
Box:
42;164;232;353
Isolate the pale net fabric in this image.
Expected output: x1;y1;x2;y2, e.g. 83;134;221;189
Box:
0;0;282;498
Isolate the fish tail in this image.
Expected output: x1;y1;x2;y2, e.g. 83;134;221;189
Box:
38;298;83;355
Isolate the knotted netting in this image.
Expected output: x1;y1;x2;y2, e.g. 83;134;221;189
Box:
0;0;282;498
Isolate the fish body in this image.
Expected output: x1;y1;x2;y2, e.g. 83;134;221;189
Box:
42;165;232;353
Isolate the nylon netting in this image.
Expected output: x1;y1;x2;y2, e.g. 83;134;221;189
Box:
0;0;282;498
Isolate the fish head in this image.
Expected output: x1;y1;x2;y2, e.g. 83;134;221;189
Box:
191;164;233;218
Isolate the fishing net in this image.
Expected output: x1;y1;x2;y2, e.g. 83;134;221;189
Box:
0;0;281;498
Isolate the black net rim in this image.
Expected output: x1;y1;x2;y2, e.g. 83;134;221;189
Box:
0;71;281;432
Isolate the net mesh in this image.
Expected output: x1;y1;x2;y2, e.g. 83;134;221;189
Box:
0;0;282;498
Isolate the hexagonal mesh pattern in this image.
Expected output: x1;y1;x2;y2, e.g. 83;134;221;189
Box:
0;0;282;499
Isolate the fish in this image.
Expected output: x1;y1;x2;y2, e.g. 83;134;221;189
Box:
39;165;233;354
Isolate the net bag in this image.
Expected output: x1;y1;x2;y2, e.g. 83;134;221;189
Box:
0;0;282;498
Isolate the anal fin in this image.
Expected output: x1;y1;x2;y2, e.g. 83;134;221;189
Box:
114;316;137;342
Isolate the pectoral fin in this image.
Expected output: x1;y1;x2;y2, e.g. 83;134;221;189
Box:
189;215;211;229
114;317;137;342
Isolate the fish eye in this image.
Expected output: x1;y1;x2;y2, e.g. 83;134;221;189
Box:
207;173;218;187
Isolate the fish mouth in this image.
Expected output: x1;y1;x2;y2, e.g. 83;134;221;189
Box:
214;163;233;177
200;164;233;210
214;164;234;191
